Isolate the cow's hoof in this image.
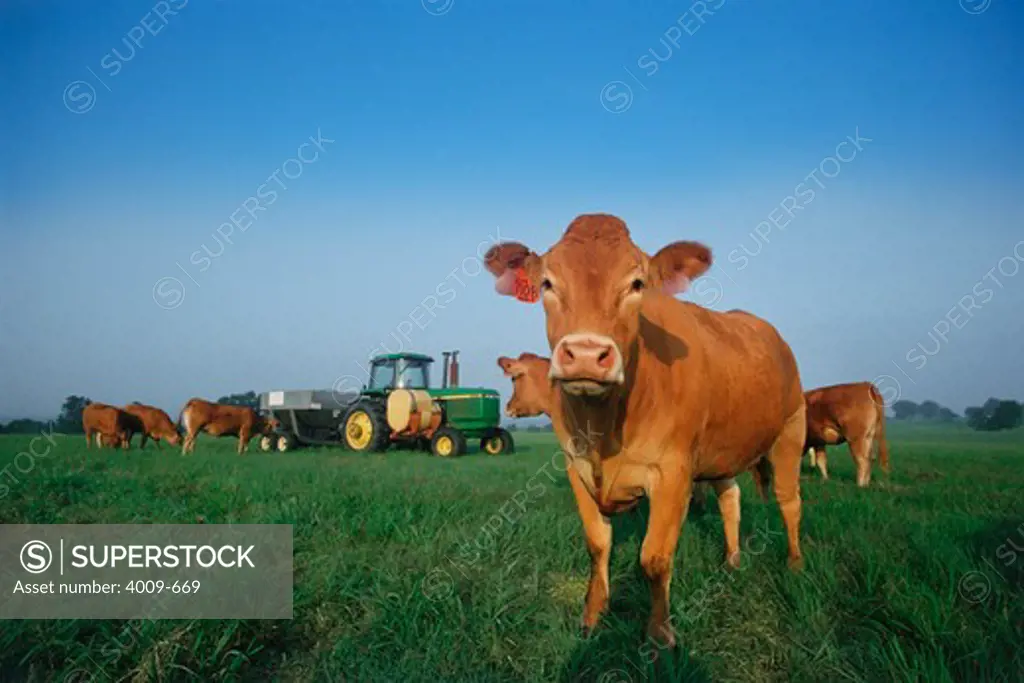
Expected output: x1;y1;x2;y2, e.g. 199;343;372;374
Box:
646;621;676;648
579;616;603;639
787;556;804;572
724;551;741;570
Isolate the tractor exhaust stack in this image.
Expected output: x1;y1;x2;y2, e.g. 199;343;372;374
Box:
449;350;460;388
441;352;452;390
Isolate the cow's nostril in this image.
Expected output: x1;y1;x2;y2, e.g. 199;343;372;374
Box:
597;348;612;368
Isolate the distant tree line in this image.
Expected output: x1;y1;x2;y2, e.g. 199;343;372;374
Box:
216;392;260;409
890;400;959;423
964;398;1023;432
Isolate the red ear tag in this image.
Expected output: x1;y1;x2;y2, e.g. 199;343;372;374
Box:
513;268;539;303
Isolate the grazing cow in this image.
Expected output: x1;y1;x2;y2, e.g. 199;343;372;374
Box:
497;352;715;509
179;398;277;455
804;382;890;487
485;213;805;646
122;402;182;449
82;403;144;450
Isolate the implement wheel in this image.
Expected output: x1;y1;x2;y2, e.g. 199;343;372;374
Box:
431;427;466;458
342;402;390;453
481;428;514;455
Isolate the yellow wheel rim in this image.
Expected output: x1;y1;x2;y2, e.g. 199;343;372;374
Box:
436;436;454;457
484;437;503;454
346;412;373;449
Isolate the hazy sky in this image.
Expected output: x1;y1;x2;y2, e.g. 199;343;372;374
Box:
2;0;1022;421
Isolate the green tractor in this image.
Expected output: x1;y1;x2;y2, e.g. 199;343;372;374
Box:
340;350;514;458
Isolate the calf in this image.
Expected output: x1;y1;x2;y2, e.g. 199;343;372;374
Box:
486;213;805;646
804;382;890;487
179;398;277;455
82;403;144;450
122;402;182;449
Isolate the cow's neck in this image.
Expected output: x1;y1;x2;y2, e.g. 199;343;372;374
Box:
554;343;649;482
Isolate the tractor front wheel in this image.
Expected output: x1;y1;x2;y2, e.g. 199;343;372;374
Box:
481;429;514;455
259;436;274;452
277;433;297;452
431;428;466;458
342;403;390;453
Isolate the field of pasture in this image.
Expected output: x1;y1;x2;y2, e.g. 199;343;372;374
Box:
0;424;1022;682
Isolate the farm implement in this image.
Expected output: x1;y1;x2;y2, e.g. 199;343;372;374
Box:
257;350;513;457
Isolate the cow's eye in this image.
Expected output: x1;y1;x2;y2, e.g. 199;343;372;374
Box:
630;279;645;292
540;278;553;292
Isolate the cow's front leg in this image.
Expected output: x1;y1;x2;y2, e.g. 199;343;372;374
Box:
711;478;741;568
566;465;612;635
237;428;251;455
640;467;691;647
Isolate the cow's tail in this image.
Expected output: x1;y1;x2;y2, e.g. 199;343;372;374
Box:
869;384;891;473
177;400;191;435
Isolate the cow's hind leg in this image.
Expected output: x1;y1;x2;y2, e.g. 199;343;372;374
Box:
712;478;741;568
640;466;691;647
768;404;805;570
814;446;828;481
850;434;872;487
750;457;772;501
565;466;612;635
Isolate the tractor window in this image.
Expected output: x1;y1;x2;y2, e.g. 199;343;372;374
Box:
369;362;396;390
396;361;429;389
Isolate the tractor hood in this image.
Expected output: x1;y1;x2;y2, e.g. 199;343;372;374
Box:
427;387;500;399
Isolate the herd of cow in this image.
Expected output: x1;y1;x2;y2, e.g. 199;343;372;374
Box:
81;398;278;455
484;213;892;647
80;212;891;648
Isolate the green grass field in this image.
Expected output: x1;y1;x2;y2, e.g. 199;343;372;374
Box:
1;424;1022;682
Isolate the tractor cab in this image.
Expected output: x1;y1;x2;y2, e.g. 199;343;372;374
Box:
367;353;433;391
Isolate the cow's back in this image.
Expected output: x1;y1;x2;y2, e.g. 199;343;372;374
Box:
636;296;802;475
125;403;173;434
83;403;119;433
184;398;251;434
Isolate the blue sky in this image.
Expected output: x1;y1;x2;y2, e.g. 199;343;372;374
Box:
2;0;1022;421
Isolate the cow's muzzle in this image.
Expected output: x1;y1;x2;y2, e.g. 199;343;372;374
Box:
550;333;624;396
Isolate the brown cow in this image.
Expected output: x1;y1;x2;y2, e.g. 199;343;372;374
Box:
485;214;805;646
82;403;144;450
179;398;277;455
804;382;890;487
122;402;182;449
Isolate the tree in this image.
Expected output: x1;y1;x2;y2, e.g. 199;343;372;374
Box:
55;395;91;433
891;400;918;420
217;391;259;409
992;400;1023;430
2;419;50;434
917;400;940;421
936;407;958;422
964;398;1022;432
965;406;987;430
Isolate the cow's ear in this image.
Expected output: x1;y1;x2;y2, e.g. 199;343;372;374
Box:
649;241;712;295
485;242;542;302
497;356;520;376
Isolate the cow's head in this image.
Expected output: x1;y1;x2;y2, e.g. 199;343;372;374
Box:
485;214;711;397
497;353;552;418
163;428;183;446
256;414;280;436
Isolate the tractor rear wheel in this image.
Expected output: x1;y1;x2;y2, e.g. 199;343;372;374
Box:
342;402;390;453
481;429;514;455
431;427;466;458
